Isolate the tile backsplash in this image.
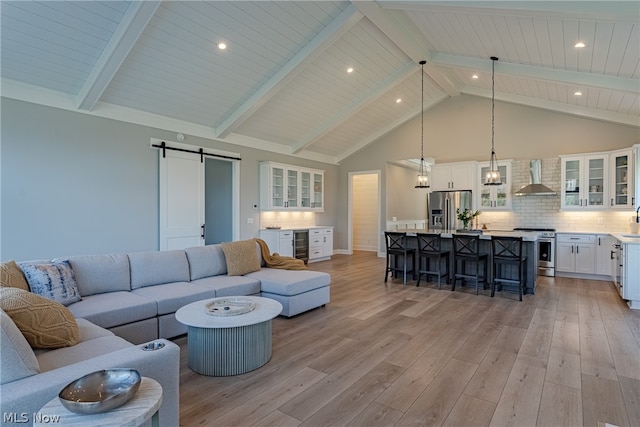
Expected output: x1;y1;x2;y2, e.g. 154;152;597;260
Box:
259;211;316;229
478;158;637;233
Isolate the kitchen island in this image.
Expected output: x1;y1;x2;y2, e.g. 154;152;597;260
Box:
388;229;540;294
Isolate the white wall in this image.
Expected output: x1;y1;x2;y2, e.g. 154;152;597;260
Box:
352;173;379;252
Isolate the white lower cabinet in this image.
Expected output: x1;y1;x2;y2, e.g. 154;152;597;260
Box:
595;234;615;277
556;234;596;274
308;228;333;262
259;230;293;257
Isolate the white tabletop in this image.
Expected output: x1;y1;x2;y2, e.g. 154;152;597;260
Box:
175;296;283;328
35;377;162;427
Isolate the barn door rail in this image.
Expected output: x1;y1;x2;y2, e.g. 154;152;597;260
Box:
152;141;241;162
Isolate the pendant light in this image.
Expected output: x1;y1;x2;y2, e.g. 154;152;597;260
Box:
485;56;502;186
415;60;430;188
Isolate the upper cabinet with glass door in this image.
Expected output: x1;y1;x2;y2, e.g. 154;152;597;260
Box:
476;161;512;210
300;169;324;210
560;154;608;210
610;148;635;209
260;162;324;211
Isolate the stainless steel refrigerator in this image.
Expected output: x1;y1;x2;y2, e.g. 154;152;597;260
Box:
428;190;472;230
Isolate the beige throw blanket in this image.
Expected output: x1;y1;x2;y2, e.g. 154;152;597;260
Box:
256;238;308;270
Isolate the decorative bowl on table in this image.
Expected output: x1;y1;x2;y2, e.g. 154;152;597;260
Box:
204;297;256;316
58;368;141;414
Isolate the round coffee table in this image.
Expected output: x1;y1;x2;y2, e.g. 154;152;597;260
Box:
175;296;282;376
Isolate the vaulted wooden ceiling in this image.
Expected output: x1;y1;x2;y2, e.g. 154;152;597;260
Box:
2;1;638;164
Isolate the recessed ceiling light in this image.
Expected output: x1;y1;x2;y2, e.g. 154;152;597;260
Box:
472;74;479;79
347;67;354;74
218;42;227;50
574;91;582;96
575;42;585;48
396;98;402;103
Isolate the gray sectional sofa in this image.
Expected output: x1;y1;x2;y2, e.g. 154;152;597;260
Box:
1;241;331;426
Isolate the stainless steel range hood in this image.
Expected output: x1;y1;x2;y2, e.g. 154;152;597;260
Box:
515;160;556;196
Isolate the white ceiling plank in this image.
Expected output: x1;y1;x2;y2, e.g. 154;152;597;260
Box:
354;1;460;97
76;1;161;111
462;85;639;127
432;53;639;94
336;93;450;163
291;62;418;154
213;4;363;139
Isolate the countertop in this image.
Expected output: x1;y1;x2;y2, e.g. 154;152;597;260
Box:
389;229;541;242
611;233;640;245
260;226;334;231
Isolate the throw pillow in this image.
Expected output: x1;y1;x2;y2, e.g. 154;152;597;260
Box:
0;309;40;384
220;239;261;276
19;260;81;306
0;288;80;349
0;260;30;291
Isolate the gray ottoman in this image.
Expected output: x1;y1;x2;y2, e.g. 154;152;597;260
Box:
246;268;330;317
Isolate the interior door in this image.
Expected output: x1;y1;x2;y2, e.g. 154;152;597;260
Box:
159;149;205;250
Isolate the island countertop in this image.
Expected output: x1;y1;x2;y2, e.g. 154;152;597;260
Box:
388;229;541;242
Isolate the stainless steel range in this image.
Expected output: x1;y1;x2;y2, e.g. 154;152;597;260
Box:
514;228;556;277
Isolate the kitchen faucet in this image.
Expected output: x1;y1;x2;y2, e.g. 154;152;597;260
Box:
637;205;640;223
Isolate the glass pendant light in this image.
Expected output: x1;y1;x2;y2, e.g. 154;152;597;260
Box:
415;60;430;189
485;56;502;186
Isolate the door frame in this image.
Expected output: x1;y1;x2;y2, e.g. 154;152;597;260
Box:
152;138;240;248
347;170;381;256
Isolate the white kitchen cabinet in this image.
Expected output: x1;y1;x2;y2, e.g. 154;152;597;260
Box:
260;162;324;211
556;234;596;274
322;228;333;258
476;161;511;210
300;169;324;210
259;229;293;257
560;154;608;210
430;162;476;191
308;227;333;262
609;149;635;209
621;243;640;308
595;234;615;277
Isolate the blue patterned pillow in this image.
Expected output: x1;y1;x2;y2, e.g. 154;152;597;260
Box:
19;260;81;306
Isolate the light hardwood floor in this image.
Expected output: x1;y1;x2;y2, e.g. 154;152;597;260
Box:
177;251;640;427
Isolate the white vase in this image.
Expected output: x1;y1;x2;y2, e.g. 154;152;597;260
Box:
630;222;639;234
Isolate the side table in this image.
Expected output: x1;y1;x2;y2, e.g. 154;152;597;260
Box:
34;377;162;427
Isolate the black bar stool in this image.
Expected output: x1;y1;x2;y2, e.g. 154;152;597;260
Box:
384;231;415;285
491;236;527;301
416;233;450;289
452;234;489;295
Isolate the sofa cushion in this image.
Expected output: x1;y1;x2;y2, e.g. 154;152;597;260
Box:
220;239;261;276
67;291;157;329
0;288;80;349
191;275;261;297
36;335;132;372
184;245;227;280
19;260;82;306
0;309;40;384
246;268;331;296
132;282;214;315
0;260;30;291
66;253;130;296
128;250;190;289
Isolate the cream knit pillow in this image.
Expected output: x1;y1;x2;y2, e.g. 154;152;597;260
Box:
220;239;261;276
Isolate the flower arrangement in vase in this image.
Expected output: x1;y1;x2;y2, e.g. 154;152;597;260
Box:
456;208;481;230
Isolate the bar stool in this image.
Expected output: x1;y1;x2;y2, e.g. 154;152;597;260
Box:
416;233;450;289
491;236;527;301
384;232;415;285
452;234;489;295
